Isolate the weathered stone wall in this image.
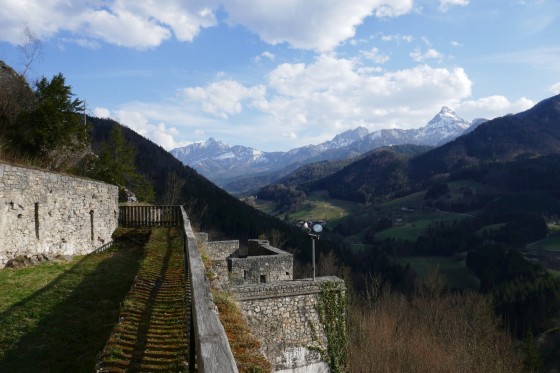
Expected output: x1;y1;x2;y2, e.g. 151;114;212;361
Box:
228;254;293;285
204;240;239;261
232;277;344;372
0;162;118;266
228;239;293;285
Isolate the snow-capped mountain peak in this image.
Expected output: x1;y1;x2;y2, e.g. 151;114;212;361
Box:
331;127;369;144
170;107;476;192
426;107;469;129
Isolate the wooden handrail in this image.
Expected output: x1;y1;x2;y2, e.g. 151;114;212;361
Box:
118;205;182;227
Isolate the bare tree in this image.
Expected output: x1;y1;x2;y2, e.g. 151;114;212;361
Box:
163;171;185;205
18;24;43;78
317;249;338;276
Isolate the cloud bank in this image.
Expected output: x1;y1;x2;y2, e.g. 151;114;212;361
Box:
0;0;414;51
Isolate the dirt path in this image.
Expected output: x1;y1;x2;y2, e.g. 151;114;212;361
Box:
96;227;191;372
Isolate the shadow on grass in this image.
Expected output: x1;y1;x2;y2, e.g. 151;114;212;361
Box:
0;228;150;373
97;227;190;372
129;227;174;369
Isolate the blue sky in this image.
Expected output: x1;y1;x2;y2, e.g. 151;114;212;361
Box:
0;0;559;151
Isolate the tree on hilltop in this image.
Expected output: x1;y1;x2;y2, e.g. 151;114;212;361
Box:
9;73;88;168
89;123;155;203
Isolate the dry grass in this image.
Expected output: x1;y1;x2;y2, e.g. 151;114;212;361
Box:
201;244;271;372
348;289;523;373
213;291;272;373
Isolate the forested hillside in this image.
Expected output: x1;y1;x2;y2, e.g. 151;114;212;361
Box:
88;117;304;242
255;94;560;369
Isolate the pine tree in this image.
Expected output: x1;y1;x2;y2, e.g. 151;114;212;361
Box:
14;73;86;158
91;123;154;202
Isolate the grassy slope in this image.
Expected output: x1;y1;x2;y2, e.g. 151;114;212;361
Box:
0;228;147;372
254;190;361;223
527;224;560;251
395;256;480;291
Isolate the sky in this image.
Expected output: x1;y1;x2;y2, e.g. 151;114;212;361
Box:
0;0;559;152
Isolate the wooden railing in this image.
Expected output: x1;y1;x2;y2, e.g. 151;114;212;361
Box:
118;205;238;373
118;205;182;227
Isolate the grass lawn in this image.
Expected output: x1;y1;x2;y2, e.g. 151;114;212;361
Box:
96;227;189;372
375;213;466;242
254;190;361;224
395;256;480;291
0;228;148;373
528;226;560;251
548;269;560;278
287;198;361;222
475;223;507;237
540;235;560;251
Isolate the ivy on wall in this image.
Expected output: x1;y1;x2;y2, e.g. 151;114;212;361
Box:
316;281;348;373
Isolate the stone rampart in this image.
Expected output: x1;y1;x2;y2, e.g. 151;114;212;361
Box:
232;277;345;372
0;162;118;266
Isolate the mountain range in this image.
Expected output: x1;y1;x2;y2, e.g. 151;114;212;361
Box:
171;107;484;193
294;94;560;205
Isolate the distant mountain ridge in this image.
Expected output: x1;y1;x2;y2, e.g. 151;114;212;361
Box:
171;107;483;192
302;94;560;204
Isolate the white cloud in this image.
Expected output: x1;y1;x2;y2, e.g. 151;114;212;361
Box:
260;56;472;141
0;0;413;51
183;80;267;119
410;48;443;62
223;0;414;51
93;107;112;118
114;109;190;150
550;82;560;94
362;47;390;64
455;95;534;121
440;0;469;11
381;33;414;43
0;0;217;49
127;56;473;149
253;51;275;63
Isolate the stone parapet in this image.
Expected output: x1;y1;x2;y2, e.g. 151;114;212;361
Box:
232;277;342;300
0;162;118;266
231;277;345;372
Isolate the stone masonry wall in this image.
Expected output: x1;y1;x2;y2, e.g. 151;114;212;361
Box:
232;277;345;372
228;239;293;285
0;162;119;266
204;240;239;261
228;254;293;285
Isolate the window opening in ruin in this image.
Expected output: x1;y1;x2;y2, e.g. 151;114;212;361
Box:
244;270;248;280
34;203;39;239
286;272;290;276
90;210;94;241
260;275;266;283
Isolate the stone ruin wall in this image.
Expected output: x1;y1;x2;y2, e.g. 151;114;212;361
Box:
232;278;345;373
197;234;345;373
0;162;119;266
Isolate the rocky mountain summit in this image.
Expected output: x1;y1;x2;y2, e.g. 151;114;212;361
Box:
171;107;483;192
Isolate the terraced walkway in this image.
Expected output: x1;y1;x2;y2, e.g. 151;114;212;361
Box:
96;227;191;372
